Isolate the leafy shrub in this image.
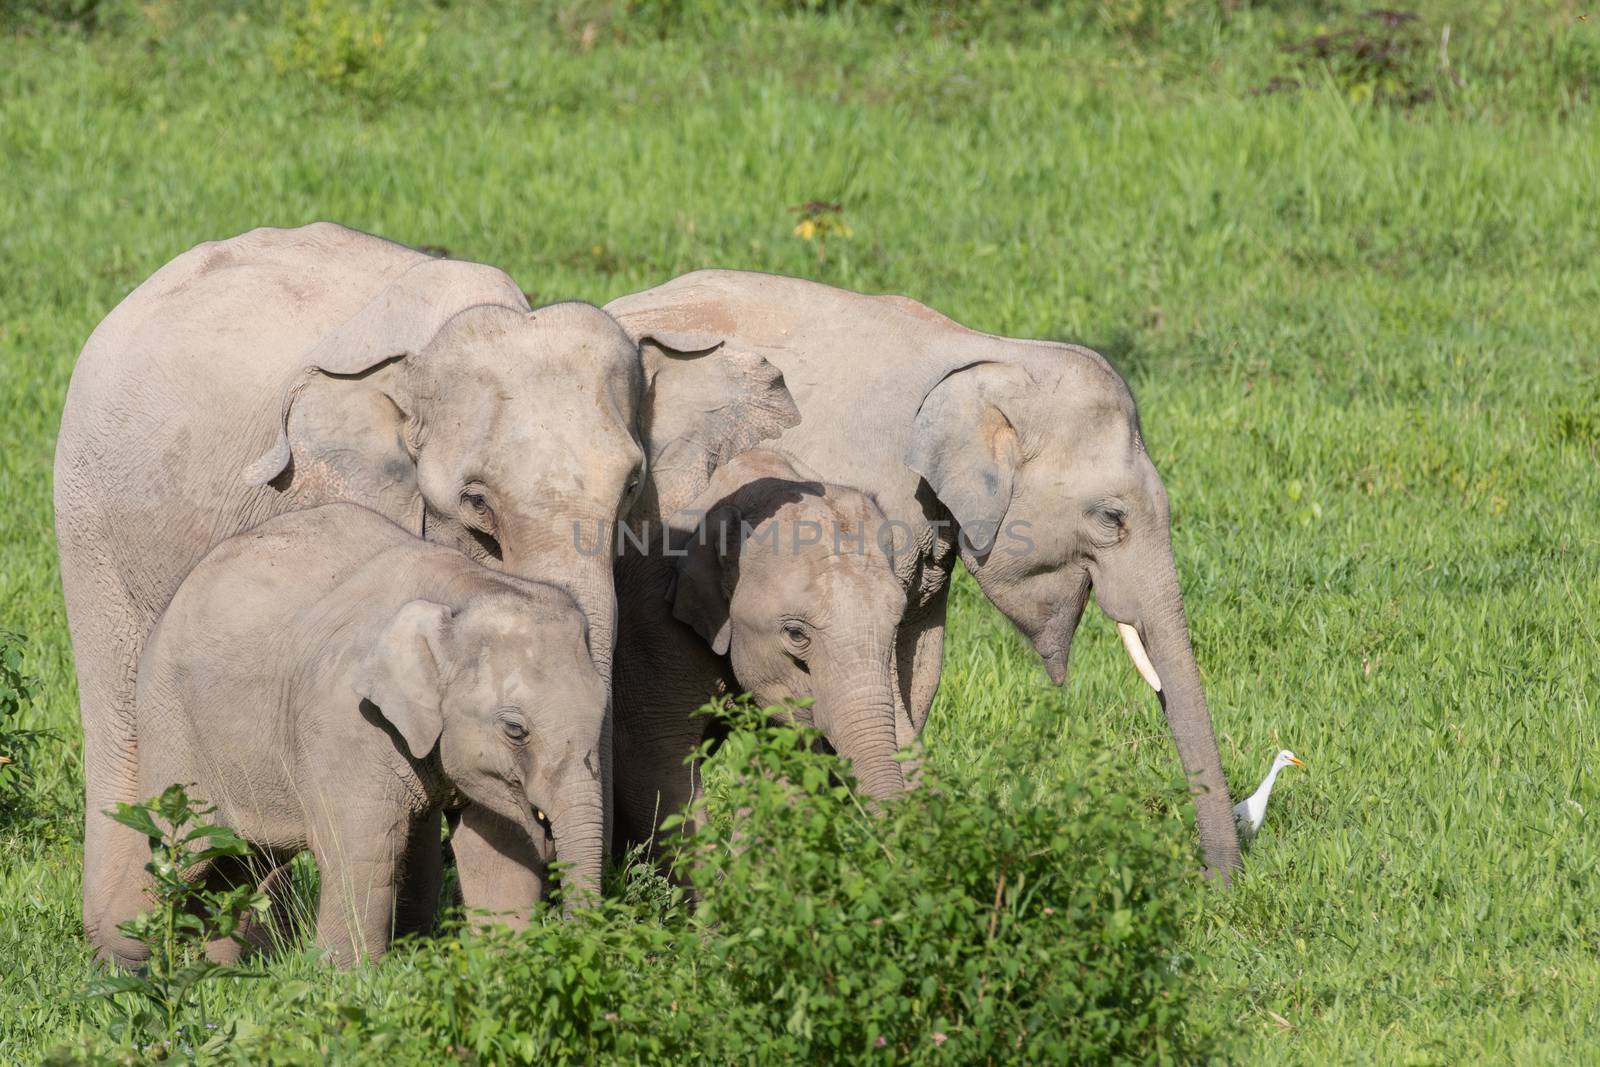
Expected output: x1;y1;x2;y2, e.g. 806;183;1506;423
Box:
544;0;1233;46
270;0;431;103
1087;0;1214;42
676;697;1212;1063
316;905;694;1065
0;0;109;32
1280;10;1440;108
0;627;44;826
0;0;193;35
70;785;266;1060
228;697;1215;1065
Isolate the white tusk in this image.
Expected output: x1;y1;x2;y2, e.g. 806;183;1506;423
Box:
1118;622;1163;693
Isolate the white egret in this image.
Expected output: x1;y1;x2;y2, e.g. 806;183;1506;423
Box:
1232;749;1305;838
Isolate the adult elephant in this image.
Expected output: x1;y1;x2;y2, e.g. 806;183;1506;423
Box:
605;270;1241;877
56;225;798;955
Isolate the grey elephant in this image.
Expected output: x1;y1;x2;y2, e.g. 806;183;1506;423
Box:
606;272;1241;876
101;504;607;969
613;449;908;857
56;223;798;957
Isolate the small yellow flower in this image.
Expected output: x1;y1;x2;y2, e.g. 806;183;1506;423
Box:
789;200;851;266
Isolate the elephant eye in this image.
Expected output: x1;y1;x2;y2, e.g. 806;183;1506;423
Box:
461;487;496;531
1085;502;1129;550
497;711;529;744
780;622;811;655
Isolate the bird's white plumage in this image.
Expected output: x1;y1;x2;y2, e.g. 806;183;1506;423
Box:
1232;749;1304;838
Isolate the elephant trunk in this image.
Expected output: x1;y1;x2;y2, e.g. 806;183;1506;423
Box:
818;663;906;804
548;780;606;913
499;509;617;861
1126;563;1241;879
498;511;617;680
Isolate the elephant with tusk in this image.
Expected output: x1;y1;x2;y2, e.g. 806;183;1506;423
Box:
606;271;1241;878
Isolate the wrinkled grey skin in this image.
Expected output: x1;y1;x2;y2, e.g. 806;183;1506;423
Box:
607;272;1241;877
614;449;907;857
56;224;798;956
102;505;607;969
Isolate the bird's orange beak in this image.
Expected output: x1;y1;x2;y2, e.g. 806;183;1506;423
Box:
1288;756;1306;768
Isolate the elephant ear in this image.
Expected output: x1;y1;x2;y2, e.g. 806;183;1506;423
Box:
642;339;800;479
243;256;531;487
600;301;797;484
354;599;453;760
669;502;742;657
905;361;1031;555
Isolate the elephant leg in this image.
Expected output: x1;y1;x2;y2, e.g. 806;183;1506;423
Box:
311;843;399;967
61;549;150;959
450;803;544;930
309;806;405;967
611;572;726;871
615;712;707;870
90;838;158;972
441;809;465;915
197;852;282;964
238;858;304;957
393;812;444;941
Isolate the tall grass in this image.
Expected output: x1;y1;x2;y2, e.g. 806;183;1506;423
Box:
2;1;1598;1062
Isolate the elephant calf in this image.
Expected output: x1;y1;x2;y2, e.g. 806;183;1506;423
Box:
99;503;607;969
614;449;910;861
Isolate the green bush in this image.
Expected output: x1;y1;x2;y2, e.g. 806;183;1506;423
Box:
0;628;44;826
222;698;1214;1065
0;0;109;32
269;0;431;103
543;0;1235;46
678;698;1211;1063
65;785;266;1062
1278;10;1441;109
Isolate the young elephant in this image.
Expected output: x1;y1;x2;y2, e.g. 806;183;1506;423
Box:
103;504;606;969
613;449;909;859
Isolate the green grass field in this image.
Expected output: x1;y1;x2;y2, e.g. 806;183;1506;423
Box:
3;1;1599;1062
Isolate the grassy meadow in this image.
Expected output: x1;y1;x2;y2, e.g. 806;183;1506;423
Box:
2;1;1599;1062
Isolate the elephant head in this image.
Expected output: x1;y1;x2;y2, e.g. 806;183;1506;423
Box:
668;450;909;801
355;588;609;901
245;254;799;685
905;353;1241;875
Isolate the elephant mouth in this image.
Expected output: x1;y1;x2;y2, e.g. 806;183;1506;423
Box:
530;804;556;867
